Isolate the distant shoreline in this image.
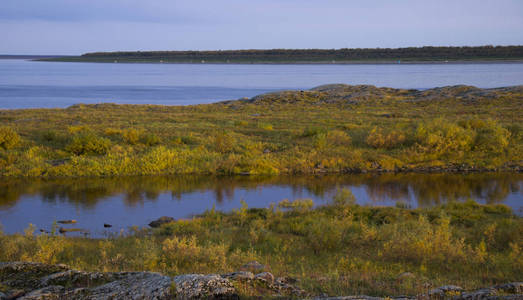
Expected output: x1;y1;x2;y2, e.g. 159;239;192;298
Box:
34;45;523;64
34;57;523;65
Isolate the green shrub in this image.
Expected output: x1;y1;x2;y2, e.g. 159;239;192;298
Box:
0;127;21;150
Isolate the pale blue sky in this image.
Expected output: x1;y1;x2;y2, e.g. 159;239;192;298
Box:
1;0;522;55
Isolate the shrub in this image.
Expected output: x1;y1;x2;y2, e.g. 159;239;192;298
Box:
212;132;235;153
66;133;111;155
141;133;161;146
415;119;474;156
366;127;405;149
473;120;511;153
122;129;142;145
277;198;314;211
332;187;357;206
258;123;273;131
326;130;352;146
0;127;21;150
301;126;325;137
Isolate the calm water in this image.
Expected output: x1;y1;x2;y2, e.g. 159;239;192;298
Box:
1;59;523;109
0;173;521;237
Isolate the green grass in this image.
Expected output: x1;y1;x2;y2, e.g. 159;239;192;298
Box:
0;85;521;177
1;199;521;297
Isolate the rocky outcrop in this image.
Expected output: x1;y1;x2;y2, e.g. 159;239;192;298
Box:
315;283;523;300
0;262;305;299
243;84;523;105
1;262;521;299
0;262;172;299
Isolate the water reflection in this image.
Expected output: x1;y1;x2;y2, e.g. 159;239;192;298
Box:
0;173;521;236
1;173;521;209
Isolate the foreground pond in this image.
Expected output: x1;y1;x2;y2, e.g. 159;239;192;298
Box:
0;173;521;237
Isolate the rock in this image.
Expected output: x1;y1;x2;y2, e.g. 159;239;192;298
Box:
458;288;495;299
3;289;25;299
254;272;274;283
494;282;523;294
429;285;463;297
313;296;383;300
240;261;268;273
148;216;174;228
0;262;172;300
19;285;65;299
172;274;238;299
221;271;254;281
57;220;77;224
71;272;172;299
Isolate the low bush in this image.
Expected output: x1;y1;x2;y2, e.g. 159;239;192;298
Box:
66;133;112;155
0;127;21;150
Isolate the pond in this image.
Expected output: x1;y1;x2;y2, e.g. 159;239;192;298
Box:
0;173;521;237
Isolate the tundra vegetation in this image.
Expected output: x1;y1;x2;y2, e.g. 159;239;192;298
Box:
0;84;521;177
0;84;522;297
0;198;521;297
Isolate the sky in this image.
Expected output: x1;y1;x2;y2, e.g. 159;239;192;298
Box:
1;0;522;55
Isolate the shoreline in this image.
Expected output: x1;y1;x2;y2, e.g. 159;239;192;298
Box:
34;57;523;65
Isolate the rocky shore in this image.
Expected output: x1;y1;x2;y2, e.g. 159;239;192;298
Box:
0;262;521;299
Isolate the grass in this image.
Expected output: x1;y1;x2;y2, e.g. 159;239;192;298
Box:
0;85;521;177
0;198;521;297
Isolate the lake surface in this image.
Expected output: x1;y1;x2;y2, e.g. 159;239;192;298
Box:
1;59;523;109
0;173;521;237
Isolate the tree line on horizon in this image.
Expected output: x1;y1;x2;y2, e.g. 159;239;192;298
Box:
81;45;523;61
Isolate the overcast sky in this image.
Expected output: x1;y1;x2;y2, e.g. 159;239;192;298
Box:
1;0;522;55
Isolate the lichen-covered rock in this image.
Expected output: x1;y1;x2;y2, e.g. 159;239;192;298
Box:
254;272;274;283
429;285;463;297
19;285;65;299
494;282;523;294
70;272;172;299
312;296;386;300
0;262;69;291
0;262;172;300
172;274;238;299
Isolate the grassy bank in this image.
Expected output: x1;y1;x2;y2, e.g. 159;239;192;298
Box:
0;198;521;297
0;84;522;177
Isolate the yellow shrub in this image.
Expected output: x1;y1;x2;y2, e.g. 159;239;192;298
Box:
366;127;405;149
0;127;21;150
